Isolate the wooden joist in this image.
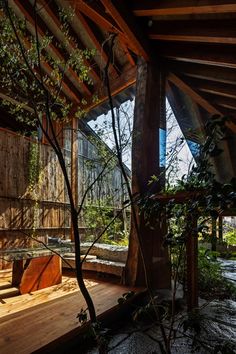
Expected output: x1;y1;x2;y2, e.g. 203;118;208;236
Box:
149;19;236;45
167;61;236;86
158;42;236;69
10;0;84;101
101;0;150;60
168;73;236;133
56;0;119;79
35;0;101;85
184;77;236;99
132;1;236;17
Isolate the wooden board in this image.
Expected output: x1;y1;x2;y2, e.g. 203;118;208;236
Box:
0;277;95;317
16;255;62;294
0;280;141;354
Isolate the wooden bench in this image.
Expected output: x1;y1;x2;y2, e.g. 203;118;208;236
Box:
0;248;66;294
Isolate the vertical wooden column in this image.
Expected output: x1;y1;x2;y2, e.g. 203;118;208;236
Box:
186;216;198;311
218;216;223;241
70;117;78;241
211;217;217;251
125;58;171;289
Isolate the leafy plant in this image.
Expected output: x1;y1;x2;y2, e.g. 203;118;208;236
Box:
198;248;236;300
224;227;236;246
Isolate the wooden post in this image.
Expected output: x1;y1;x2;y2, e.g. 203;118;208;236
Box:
125;58;171;289
70;117;78;241
211;217;217;251
218;216;223;241
186;216;198;311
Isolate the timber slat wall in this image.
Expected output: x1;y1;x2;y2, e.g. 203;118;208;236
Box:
0;125;129;269
0;129;71;269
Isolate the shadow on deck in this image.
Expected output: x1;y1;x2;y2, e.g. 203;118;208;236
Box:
0;271;145;354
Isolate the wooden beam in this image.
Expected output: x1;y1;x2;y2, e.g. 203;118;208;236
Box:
203;93;236;110
125;58;171;289
101;0;150;60
150;34;236;45
149;19;236;45
86;65;136;111
218;216;223;240
168;74;236;181
0;89;34;113
214;105;236;119
198;83;236;99
168;73;221;115
167;61;236;86
70;117;78;241
158;42;236;69
132;1;236;17
168;73;236;136
35;0;101;85
72;0;135;52
10;0;84;102
170;73;236;134
56;0;119;79
118;40;136;66
182;77;236;100
160;43;236;69
217;103;236;111
73;0;124;35
186;216;198;310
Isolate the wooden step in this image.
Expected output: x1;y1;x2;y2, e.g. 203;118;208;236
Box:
0;269;12;281
0;287;19;299
0;281;12;290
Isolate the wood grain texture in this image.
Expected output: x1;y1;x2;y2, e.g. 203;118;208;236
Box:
0;280;140;354
18;255;62;294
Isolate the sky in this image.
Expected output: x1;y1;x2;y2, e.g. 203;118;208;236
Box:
88;99;194;182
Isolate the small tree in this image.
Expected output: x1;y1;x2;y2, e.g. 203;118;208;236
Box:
1;0;99;330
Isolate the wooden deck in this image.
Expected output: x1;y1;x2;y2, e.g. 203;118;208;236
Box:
0;273;142;354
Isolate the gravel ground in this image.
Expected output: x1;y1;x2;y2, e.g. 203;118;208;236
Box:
87;300;236;354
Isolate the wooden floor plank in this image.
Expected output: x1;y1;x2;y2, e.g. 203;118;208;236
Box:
0;279;139;354
0;287;19;299
0;281;12;290
0;278;97;317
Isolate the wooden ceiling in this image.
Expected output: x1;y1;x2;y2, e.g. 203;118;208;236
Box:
4;1;236;137
4;0;236;126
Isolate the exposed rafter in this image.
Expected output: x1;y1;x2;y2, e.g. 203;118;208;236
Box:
149;20;236;45
167;61;236;86
158;42;236;69
168;73;221;115
186;78;236;99
10;0;88;100
86;66;136;111
132;1;236;17
0;88;34;113
72;0;133;49
101;0;150;60
168;73;236;134
56;0;119;79
34;0;101;85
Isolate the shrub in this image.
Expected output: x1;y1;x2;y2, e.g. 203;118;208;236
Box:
198;249;236;300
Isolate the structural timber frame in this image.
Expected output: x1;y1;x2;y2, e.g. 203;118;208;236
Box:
1;0;236;313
